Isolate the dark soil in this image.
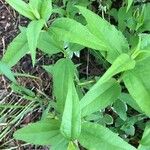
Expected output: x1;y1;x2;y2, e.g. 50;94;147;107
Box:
0;1;52;149
0;0;28;58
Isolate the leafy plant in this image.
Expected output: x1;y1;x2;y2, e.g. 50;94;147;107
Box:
1;0;150;149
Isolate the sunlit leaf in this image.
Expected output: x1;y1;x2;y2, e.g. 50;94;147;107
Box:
27;19;45;65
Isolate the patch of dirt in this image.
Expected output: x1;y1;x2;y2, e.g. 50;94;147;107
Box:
0;0;28;58
0;1;52;149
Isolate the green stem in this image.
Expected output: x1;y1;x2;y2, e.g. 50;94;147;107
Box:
78;80;96;86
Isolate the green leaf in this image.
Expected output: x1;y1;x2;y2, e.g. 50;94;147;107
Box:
113;100;127;121
29;0;52;21
140;122;150;146
14;119;64;145
119;93;143;113
76;6;129;63
78;122;136;150
29;0;41;19
103;114;114;125
29;0;41;7
37;31;62;55
67;43;84;52
50;18;106;51
80;79;121;117
118;7;133;32
122;125;135;136
99;53;135;84
53;59;75;113
127;0;134;12
43;65;54;75
139;4;150;32
5;0;35;20
2;30;29;67
0;61;17;83
140;34;150;50
11;83;35;97
123;57;150;116
138;146;150;150
51;138;69;150
27;19;45;66
40;0;52;21
60;75;81;139
133;34;150;61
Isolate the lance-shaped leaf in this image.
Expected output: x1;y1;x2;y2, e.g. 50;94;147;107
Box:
50;18;107;51
78;122;137;150
0;61;17;83
40;0;52;21
6;0;35;20
37;31;63;55
76;6;129;63
80;79;121;117
127;0;134;12
28;0;41;19
2;29;29;67
27;19;45;66
29;0;52;21
99;53;135;84
123;57;150;116
11;83;35;97
60;76;81;139
53;59;75;113
29;0;42;12
14;119;64;146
